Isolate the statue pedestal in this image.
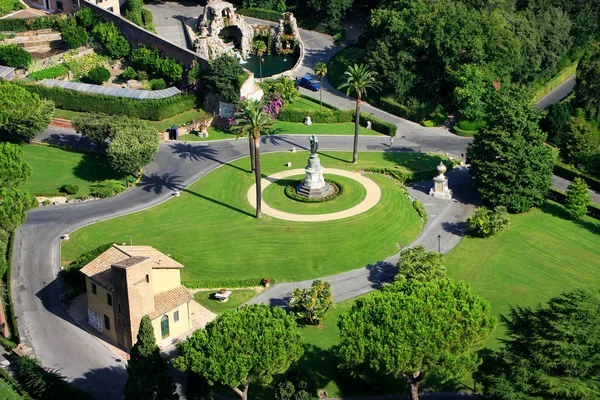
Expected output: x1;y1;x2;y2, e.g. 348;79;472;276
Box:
296;154;333;198
429;162;452;200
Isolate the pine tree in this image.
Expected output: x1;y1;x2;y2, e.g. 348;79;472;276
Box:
565;177;591;220
124;315;178;400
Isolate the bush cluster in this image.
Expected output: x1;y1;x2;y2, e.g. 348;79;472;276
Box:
0;15;62;32
182;278;263;288
75;7;103;29
59;18;89;49
92;22;131;59
90;179;126;198
237;7;283;22
28;65;69;81
0;44;31;68
150;78;166;90
284;179;342;203
60;184;79;195
86;66;111;84
412;199;427;223
121;66;137;80
468;206;510;238
547;188;600;220
125;0;155;31
20;83;197;120
130;46;183;85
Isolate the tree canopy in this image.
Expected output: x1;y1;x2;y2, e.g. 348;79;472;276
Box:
174;304;303;400
124;315;177;400
107;120;159;175
205;55;246;103
395;245;446;282
289;280;333;325
483;290;600;399
468;86;553;213
338;278;495;400
565;177;591;220
0;81;54;139
576;45;600;123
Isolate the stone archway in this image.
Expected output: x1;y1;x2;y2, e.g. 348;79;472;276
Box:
218;25;243;50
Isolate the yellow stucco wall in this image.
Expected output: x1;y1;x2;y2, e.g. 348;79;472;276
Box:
150;302;192;345
85;277;117;344
151;269;181;294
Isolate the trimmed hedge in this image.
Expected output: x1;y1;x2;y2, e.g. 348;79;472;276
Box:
0;15;62;32
278;108;397;136
285;179;342;203
183;279;263;289
412;199;427;224
380;96;411;119
547;188;600;220
554;162;600;192
28;65;69;81
453;125;477;137
237;7;283;23
19;83;197;120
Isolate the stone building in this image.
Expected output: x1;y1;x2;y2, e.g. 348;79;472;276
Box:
28;0;120;18
80;244;193;349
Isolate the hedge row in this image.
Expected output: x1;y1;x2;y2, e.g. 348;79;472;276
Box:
453;126;477;137
380;96;412;120
237;7;283;23
20;83;197;120
553;162;600;192
278;108;397;136
547;188;600;220
183;279;264;289
0;15;62;32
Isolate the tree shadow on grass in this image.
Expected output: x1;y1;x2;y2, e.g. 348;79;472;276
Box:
263;135;353;164
183;188;254;218
72;153;126;183
540;201;600;236
41;133;100;152
381;151;446;174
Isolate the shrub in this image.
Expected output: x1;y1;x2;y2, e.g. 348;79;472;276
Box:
289;280;332;325
130;47;183;84
422;120;435;127
75;7;102;29
565;177;591;220
360;112;397;136
28;65;69;81
0;15;61;32
60;20;88;49
90;179;126;198
150;78;166;90
92;22;130;59
19;83;197;120
136;70;149;81
0;44;31;68
237;7;282;22
17;356;94;399
86;66;111;84
140;9;154;31
63;52;108;77
457;119;486;131
61;243;111;301
121;66;137;80
467;206;510;237
453;125;477;137
412;200;427;223
60;184;79;195
260;76;299;103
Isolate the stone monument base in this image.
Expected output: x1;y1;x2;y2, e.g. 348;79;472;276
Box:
297;153;334;199
296;181;334;198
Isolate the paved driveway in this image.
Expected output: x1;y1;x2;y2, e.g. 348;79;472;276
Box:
145;1;204;49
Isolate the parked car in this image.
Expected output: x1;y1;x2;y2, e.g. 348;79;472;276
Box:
297;75;321;91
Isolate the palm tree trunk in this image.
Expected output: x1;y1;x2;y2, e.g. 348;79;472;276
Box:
319;77;323;111
352;95;361;164
254;135;262;219
248;138;255;172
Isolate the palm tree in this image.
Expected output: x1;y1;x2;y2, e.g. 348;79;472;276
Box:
253;40;267;81
339;64;381;164
315;62;327;111
231;99;275;219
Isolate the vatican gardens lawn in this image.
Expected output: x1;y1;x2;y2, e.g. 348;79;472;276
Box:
61;151;442;287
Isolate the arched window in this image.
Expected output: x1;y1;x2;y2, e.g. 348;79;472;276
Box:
160;315;169;339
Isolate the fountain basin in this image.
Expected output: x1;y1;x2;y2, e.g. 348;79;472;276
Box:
242;53;299;78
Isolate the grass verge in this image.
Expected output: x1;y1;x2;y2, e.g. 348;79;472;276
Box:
532;62;578;103
194;290;256;313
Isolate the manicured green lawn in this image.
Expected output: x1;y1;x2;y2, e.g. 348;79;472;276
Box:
0;378;24;400
179;127;236;142
262;174;367;215
286;97;328;111
20;144;126;196
194;290;256;313
445;202;600;349
273;121;382;136
61;151;441;286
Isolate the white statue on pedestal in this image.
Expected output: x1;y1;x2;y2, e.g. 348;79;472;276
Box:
429;161;452;200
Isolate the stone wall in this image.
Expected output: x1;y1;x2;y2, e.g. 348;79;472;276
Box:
82;0;210;69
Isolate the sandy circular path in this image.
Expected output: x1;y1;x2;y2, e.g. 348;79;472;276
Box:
247;168;382;222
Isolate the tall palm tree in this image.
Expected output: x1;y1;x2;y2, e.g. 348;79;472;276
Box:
253;40;267;81
339;64;381;164
315;62;328;111
231;99;275;219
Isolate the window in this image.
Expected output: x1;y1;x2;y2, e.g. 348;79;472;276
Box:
118;304;122;315
107;6;113;11
104;315;110;330
107;293;112;306
55;0;63;10
91;283;97;295
145;274;149;283
174;311;179;322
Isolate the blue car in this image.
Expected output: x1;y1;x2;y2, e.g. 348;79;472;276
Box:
297;75;321;91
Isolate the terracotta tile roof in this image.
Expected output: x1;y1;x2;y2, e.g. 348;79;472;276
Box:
79;245;184;290
149;286;193;320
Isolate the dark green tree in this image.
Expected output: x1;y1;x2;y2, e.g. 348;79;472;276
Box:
576;45;600;122
559;116;600;166
467;206;510;237
482;290;600;399
338;278;495;400
289;280;333;325
468;86;553;213
87;66;111;84
546;101;571;144
205;55;246;103
124;315;178;400
72;113;113;150
0;81;54;140
60;18;89;49
395;245;446;282
92;22;130;59
565;177;590;220
174;305;303;400
453;64;488;122
0;44;31;68
0;142;32;188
